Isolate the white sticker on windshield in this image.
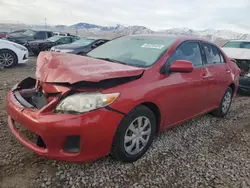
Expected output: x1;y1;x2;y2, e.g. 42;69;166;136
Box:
141;44;165;49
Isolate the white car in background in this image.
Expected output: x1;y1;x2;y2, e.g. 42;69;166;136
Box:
221;40;250;93
0;39;29;68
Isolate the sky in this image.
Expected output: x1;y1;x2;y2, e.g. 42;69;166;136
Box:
1;0;250;32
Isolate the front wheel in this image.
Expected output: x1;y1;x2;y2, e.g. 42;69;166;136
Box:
111;105;156;163
0;49;18;68
212;87;233;117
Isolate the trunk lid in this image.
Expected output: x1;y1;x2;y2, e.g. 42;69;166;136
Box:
36;52;144;84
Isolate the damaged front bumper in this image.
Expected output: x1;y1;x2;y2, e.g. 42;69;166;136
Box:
239;76;250;93
6;78;124;162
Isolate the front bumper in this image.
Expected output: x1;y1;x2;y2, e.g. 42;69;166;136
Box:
17;50;29;64
6;87;124;162
239;76;250;92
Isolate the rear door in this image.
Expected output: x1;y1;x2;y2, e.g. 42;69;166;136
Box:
201;42;232;106
162;41;214;126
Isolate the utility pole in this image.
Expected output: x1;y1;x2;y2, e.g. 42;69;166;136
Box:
45;18;47;30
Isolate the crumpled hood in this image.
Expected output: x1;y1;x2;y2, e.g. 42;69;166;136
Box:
36;52;144;84
221;47;250;60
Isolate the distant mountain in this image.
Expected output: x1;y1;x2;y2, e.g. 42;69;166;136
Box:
2;22;250;44
69;22;123;31
63;24;250;41
114;26;154;35
159;27;250;41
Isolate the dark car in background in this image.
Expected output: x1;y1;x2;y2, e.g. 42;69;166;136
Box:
50;37;109;55
6;29;54;46
28;35;80;56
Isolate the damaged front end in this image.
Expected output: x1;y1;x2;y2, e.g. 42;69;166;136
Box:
233;59;250;93
12;77;62;110
12;71;143;112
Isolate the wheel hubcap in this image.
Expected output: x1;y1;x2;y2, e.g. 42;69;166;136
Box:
0;52;14;67
124;116;152;155
222;92;232;113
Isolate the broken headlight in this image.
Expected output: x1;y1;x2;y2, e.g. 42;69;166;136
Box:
55;92;120;114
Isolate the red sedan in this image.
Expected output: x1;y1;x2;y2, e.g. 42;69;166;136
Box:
0;32;7;38
6;35;241;163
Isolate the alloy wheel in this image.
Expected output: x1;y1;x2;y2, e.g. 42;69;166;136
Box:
0;52;14;67
222;91;232;113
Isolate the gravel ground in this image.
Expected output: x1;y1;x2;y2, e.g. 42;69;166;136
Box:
0;58;250;188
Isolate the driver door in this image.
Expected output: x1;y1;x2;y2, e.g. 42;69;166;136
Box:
162;41;213;127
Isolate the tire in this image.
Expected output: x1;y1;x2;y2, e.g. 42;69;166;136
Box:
0;49;18;68
212;87;233;117
111;105;156;163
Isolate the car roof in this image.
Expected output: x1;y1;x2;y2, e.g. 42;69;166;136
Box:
128;34;211;43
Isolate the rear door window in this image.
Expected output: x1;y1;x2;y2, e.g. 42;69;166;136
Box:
202;43;225;65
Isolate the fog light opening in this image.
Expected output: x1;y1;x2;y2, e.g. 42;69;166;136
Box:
36;136;46;148
63;135;80;153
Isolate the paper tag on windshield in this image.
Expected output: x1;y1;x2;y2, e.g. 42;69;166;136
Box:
141;44;164;49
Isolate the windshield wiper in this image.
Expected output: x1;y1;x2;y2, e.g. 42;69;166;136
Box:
92;57;127;65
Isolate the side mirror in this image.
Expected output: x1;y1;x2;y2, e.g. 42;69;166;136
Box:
170;60;194;73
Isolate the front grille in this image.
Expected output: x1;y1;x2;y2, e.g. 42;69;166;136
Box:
63;136;80;153
13;121;46;148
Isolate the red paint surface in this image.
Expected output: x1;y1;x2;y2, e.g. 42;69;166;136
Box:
6;35;240;162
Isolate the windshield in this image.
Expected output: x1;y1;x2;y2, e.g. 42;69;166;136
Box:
22;30;37;36
222;41;250;49
47;36;63;42
72;38;95;45
87;36;176;67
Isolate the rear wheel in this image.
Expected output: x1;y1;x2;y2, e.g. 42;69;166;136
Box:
212;87;233;117
0;49;18;68
111;105;156;163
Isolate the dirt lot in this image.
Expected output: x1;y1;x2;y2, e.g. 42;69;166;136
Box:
0;58;250;188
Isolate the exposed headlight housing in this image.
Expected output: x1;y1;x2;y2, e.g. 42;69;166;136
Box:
55;92;120;114
60;49;74;53
13;44;27;51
